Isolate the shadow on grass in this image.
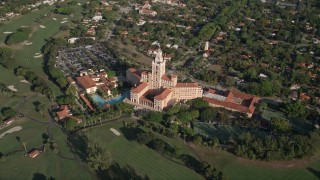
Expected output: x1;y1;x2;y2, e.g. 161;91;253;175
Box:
119;126;144;141
97;162;149;180
32;172;55;180
307;167;320;179
67;132;88;161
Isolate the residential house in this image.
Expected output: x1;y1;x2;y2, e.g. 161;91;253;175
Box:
3;117;14;125
28;149;40;158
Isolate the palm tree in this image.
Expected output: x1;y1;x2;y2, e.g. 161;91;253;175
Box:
22;141;27;155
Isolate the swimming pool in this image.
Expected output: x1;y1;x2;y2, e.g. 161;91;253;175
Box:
92;91;130;107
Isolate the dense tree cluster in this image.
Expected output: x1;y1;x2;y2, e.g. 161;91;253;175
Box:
1;107;17;119
86;141;112;171
0;47;15;69
234;131;320;160
281;101;307;117
42;38;69;90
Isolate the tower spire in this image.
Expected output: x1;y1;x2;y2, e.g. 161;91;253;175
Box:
155;48;163;63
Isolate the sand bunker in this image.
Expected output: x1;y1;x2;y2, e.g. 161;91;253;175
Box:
7;85;17;92
40;25;46;28
0;126;22;139
110;128;121;136
61;20;68;24
3;32;13;34
34;54;43;58
25;42;33;45
63;18;68;20
20;80;29;83
53;18;57;20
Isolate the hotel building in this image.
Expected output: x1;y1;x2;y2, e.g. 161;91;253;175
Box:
126;48;203;110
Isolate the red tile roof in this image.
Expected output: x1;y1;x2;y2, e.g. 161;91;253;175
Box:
3;117;14;125
28;149;40;158
299;93;310;100
56;111;69;120
175;82;198;88
76;76;96;89
154;88;172;100
203;89;260;114
131;82;149;93
161;74;171;81
80;95;96;112
56;105;70;120
60;105;69;111
128;68;142;80
70;116;82;123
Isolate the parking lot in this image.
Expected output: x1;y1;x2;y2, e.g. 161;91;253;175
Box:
57;44;117;76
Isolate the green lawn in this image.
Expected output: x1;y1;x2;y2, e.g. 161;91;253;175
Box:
0;120;94;180
0;119;46;153
195;147;320;180
86;121;203;180
0;2;95;179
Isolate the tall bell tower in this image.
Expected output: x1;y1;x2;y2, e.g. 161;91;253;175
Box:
151;48;166;89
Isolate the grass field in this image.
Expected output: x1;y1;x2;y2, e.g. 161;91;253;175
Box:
86;121;203;180
0;2;95;180
0;2;87;96
0;120;94;180
193;146;320;180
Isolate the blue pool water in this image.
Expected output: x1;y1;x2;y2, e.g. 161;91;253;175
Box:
92;91;130;107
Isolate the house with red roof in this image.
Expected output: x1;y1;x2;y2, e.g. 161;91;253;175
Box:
76;75;97;94
28;149;40;158
3;117;15;125
56;105;82;123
